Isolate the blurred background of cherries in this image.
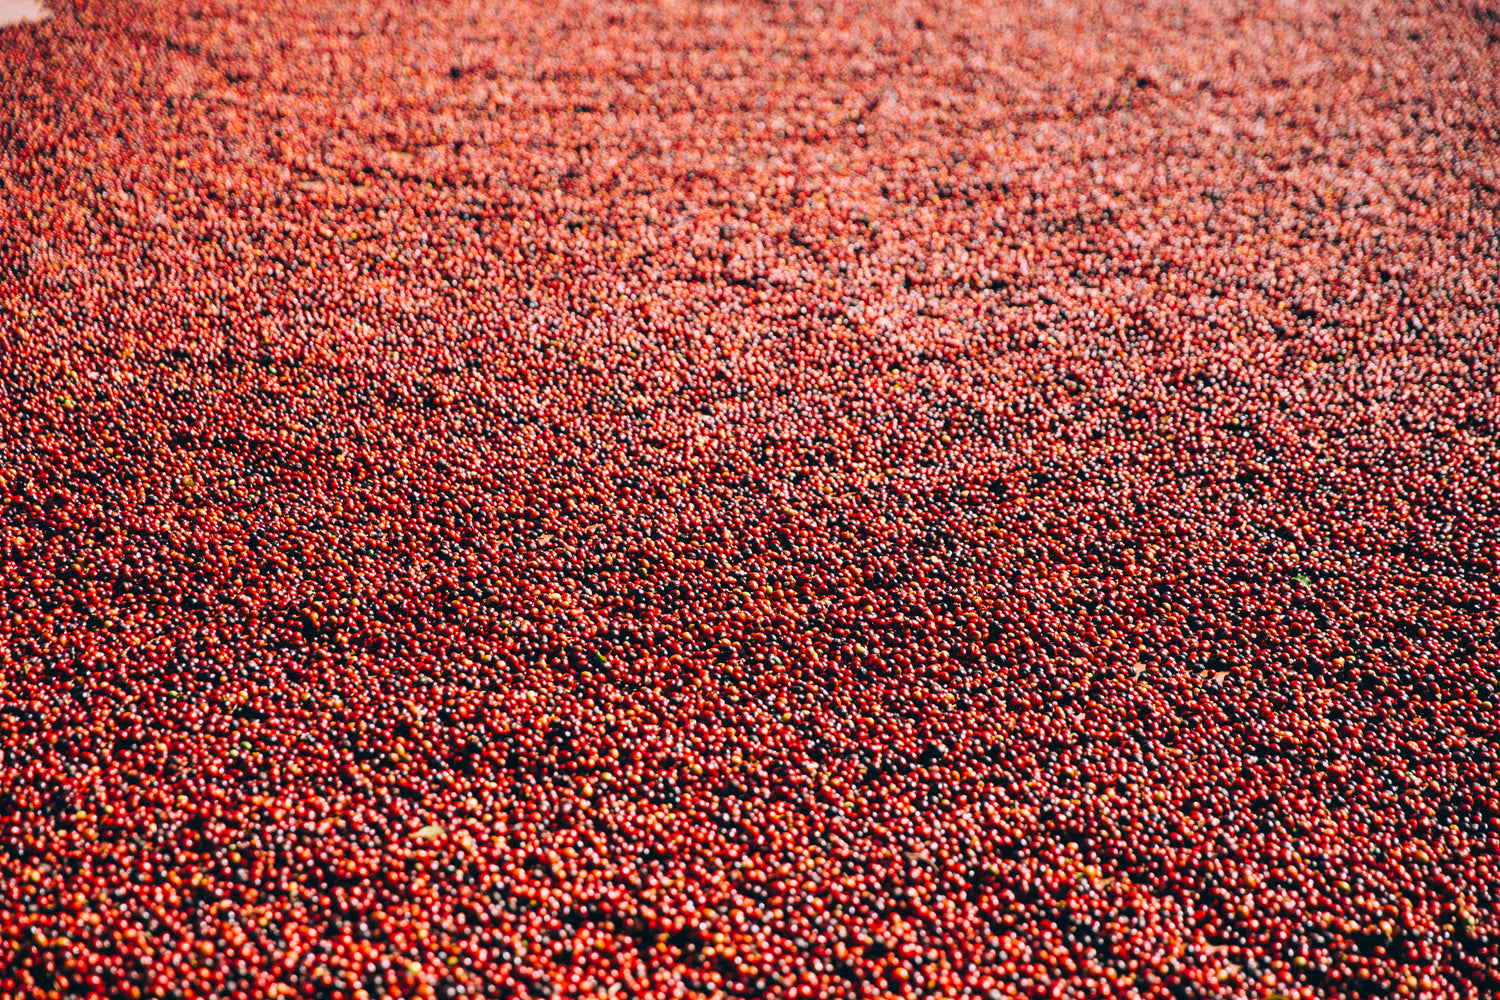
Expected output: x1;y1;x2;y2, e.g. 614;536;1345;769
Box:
1;1;1497;997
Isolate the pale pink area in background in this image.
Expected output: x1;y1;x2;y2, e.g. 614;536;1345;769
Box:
0;0;48;27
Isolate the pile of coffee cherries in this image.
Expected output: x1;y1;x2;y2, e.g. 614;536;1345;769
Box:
1;0;1496;997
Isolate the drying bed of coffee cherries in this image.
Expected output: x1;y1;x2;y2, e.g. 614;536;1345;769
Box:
1;0;1498;998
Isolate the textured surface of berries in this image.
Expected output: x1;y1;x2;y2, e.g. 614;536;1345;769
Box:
1;1;1498;998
